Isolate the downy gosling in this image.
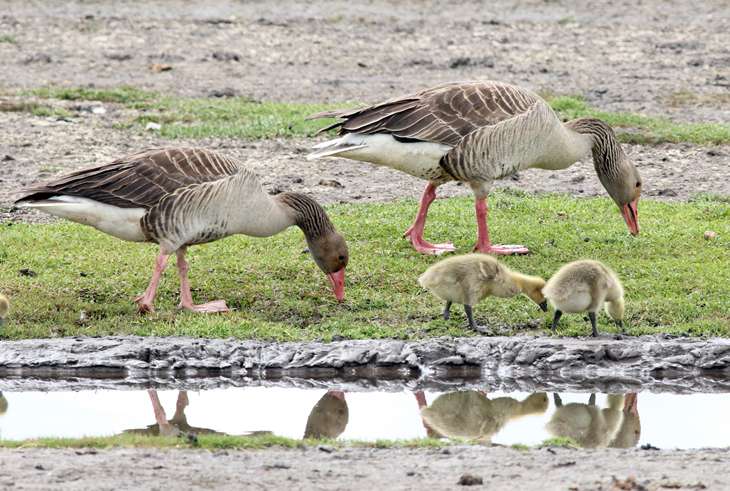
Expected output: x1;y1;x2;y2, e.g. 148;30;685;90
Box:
418;253;547;332
542;260;624;337
0;293;8;327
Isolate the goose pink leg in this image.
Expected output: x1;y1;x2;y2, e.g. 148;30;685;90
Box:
473;197;529;255
148;389;176;436
135;252;169;313
403;182;456;255
176;248;230;313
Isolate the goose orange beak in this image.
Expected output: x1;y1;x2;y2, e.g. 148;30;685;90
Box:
327;268;346;302
621;199;640;236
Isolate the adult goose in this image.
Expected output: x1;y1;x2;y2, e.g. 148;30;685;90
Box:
307;81;642;255
15;148;349;313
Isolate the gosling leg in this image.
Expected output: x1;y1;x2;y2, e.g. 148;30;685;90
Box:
551;310;563;331
588;311;598;337
443;301;452;321
464;304;477;330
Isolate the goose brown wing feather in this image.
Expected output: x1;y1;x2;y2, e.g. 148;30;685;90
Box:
310;81;540;147
16;148;241;209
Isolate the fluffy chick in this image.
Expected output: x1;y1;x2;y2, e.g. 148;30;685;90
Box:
418;253;547;332
542;260;624;337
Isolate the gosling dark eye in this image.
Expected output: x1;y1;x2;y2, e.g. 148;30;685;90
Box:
338;255;345;261
636;182;641;187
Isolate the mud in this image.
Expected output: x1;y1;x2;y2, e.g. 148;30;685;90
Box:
0;446;726;491
1;335;729;393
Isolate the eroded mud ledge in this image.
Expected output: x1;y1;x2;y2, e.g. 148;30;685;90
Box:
1;335;729;393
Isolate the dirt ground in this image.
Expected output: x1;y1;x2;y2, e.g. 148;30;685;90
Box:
0;446;727;490
1;0;729;222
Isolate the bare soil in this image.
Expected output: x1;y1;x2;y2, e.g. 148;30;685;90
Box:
1;0;729;223
0;446;727;490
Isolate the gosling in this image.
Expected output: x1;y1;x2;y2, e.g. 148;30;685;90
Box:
0;293;8;327
542;260;624;337
418;253;547;332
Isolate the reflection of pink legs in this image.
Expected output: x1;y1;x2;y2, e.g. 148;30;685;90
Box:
403;183;456;255
473;197;529;255
176;248;229;313
327;390;346;401
624;393;639;415
414;390;428;409
135;253;169;313
148;389;168;426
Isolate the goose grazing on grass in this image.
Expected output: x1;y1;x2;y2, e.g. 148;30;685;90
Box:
15;148;349;313
307;81;642;255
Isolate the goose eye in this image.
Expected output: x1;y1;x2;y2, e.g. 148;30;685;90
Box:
636;182;641;187
338;255;345;261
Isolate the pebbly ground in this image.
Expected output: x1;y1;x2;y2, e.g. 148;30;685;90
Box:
0;446;727;491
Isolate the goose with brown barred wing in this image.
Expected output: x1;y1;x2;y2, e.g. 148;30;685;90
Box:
307;81;641;255
15;148;348;313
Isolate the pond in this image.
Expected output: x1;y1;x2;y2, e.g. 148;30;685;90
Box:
1;387;728;449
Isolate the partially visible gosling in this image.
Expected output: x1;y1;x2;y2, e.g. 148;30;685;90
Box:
542;260;624;337
418;253;547;332
0;294;8;327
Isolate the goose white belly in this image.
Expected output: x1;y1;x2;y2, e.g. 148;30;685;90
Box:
18;195;147;242
315;133;452;180
550;291;593;313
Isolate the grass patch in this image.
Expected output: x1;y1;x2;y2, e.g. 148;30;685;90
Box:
548;95;730;145
0;35;16;44
1;192;729;340
24;85;730;144
0;433;450;450
539;437;579;449
0;101;72;119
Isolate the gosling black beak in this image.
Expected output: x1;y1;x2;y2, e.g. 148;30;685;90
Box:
539;300;548;312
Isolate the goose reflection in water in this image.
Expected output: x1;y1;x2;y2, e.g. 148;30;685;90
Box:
416;390;549;442
304;390;349;439
546;393;640;448
123;389;271;438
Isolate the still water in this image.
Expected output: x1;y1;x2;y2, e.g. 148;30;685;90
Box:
0;388;728;449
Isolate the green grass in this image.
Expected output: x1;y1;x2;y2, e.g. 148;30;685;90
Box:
23;86;730;144
549;95;730;145
538;437;580;449
0;433;450;450
2;191;729;340
0;101;72;119
0;35;16;44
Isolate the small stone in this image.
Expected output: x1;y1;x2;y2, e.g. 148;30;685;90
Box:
105;52;132;61
145;122;161;131
704;230;718;240
2;155;15;161
19;268;36;277
458;474;483;486
91;106;106;114
317;445;335;453
149;63;173;72
34;464;45;470
211;51;241;62
318;179;343;188
209;88;238;98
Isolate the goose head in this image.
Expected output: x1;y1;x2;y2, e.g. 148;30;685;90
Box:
277;192;349;301
567;118;642;236
307;230;349;302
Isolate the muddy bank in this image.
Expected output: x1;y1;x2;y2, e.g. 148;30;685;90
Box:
0;446;726;491
1;335;729;392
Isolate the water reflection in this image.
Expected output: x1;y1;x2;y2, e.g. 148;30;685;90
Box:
546;393;640;448
0;388;724;448
123;390;271;438
417;390;548;442
304;390;349;439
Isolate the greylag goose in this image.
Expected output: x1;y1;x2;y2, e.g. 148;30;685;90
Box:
15;148;349;313
418;253;547;332
307;81;641;255
0;293;8;326
542;259;624;337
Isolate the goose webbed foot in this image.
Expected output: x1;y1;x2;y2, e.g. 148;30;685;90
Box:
179;299;230;313
404;228;456;255
474;243;530;255
134;297;155;314
464;304;489;334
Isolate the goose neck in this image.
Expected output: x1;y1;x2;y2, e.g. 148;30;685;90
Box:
275;192;334;241
565;117;627;178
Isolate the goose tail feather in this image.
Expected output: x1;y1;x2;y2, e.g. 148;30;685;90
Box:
306;137;368;161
